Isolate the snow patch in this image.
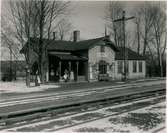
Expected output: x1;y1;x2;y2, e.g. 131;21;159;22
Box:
0;81;60;93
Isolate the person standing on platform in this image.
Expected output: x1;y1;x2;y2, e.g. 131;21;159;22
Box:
64;69;68;82
35;70;40;86
70;70;74;81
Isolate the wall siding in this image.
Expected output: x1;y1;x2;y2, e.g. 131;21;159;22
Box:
115;60;146;80
88;45;115;81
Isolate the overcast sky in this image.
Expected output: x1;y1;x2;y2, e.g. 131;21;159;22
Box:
1;1;144;40
69;1;138;39
69;1;108;39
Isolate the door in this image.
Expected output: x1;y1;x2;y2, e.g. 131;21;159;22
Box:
99;60;107;74
98;60;108;81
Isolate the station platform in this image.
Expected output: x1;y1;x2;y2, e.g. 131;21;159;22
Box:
0;77;165;102
0;78;165;116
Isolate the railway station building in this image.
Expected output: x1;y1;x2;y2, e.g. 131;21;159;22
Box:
21;31;146;82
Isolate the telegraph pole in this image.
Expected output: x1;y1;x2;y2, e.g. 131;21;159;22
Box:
113;11;135;81
26;8;31;87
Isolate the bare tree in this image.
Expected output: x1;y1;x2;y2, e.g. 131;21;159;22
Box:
151;3;166;76
8;0;39;86
1;15;23;80
135;2;166;76
33;0;70;83
105;1;124;46
56;18;73;40
137;2;155;56
133;9;142;54
8;0;71;85
45;1;71;39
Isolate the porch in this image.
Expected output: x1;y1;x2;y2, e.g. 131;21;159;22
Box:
48;52;88;82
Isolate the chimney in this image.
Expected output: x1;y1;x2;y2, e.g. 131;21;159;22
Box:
53;32;56;40
73;30;80;42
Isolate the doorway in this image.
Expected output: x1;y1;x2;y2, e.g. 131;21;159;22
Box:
99;60;107;74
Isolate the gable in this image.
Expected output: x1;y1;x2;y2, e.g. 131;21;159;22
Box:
88;45;115;64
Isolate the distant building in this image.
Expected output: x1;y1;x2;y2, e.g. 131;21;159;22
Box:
0;60;26;81
21;31;146;82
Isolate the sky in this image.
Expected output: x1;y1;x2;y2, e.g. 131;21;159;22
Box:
69;1;137;40
69;1;108;39
1;0;141;40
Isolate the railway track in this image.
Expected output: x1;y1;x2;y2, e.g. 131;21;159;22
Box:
53;94;165;132
0;82;165;115
0;87;165;131
0;80;164;104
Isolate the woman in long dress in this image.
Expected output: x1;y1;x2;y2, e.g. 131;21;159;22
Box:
64;69;68;82
70;71;74;81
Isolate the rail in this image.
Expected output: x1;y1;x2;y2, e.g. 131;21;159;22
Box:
0;88;165;127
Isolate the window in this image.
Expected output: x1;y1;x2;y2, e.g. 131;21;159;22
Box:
133;61;137;73
139;61;143;72
99;60;107;74
100;45;105;53
118;61;123;74
125;62;129;73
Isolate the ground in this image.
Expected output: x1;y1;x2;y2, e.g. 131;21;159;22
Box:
2;93;165;132
0;77;166;132
0;81;60;93
0;77;164;95
55;97;166;133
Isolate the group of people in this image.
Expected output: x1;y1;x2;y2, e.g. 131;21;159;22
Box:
50;68;74;82
63;69;74;82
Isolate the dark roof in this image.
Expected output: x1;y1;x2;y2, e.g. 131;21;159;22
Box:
47;36;119;51
20;37;145;61
49;53;87;61
20;36;119;53
115;47;146;60
47;40;76;51
73;37;118;51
